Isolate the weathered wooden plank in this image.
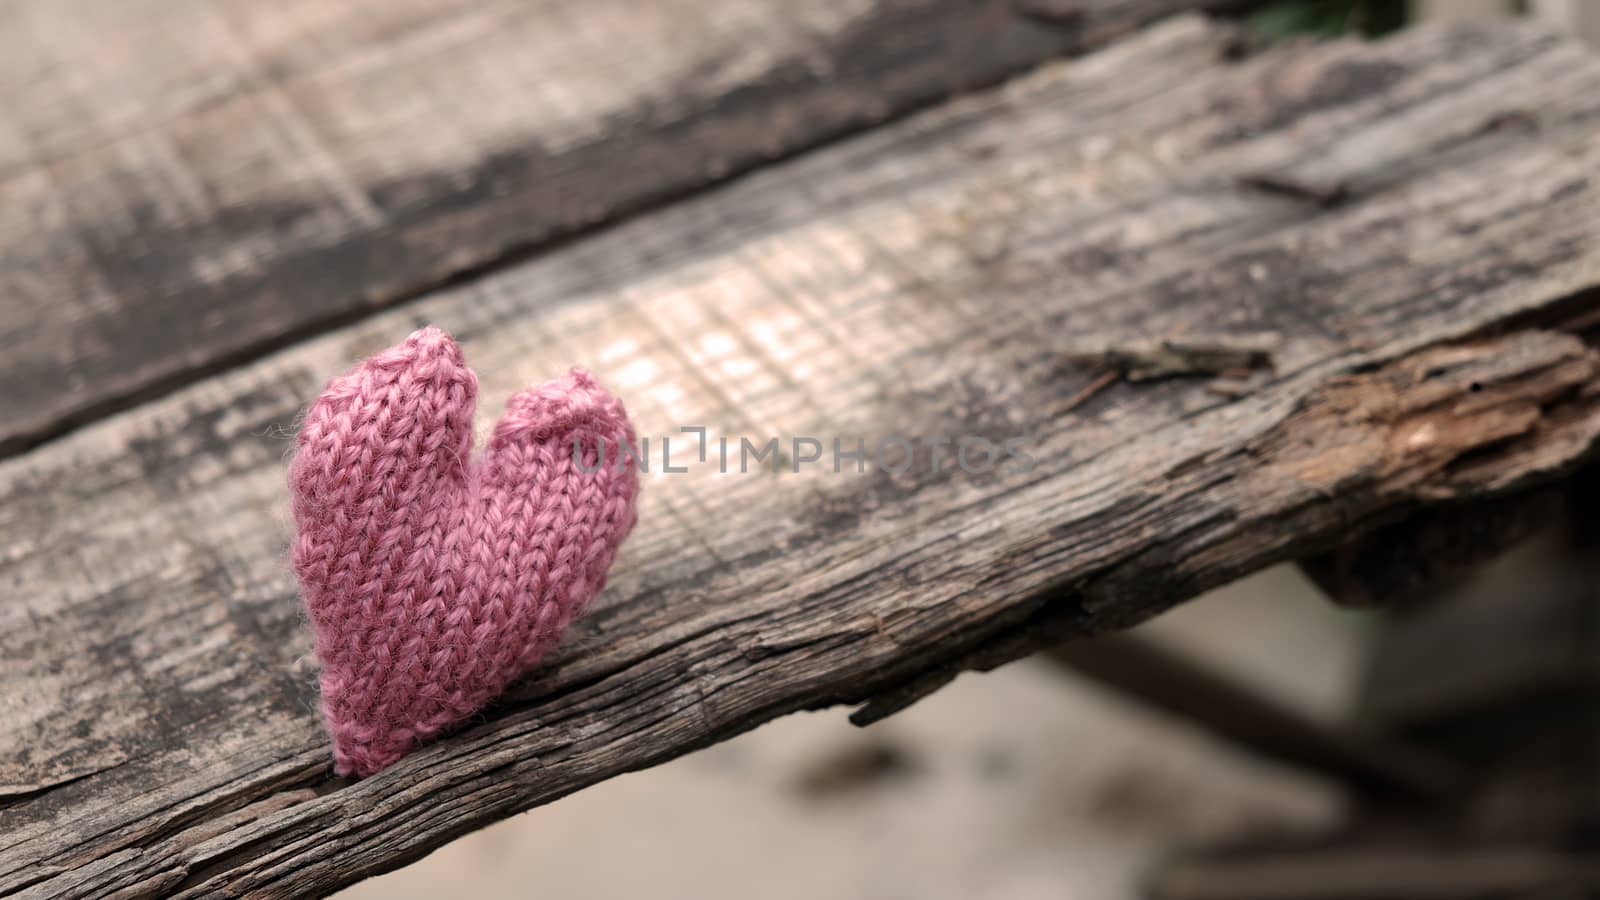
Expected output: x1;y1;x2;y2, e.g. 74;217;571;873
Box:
0;0;1244;457
4;15;1600;898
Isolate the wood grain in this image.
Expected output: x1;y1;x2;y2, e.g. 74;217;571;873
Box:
0;0;1245;457
4;16;1600;898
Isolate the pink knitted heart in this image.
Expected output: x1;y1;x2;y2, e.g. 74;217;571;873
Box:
289;327;639;777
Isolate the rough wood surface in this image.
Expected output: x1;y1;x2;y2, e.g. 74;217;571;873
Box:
0;0;1240;457
4;16;1600;898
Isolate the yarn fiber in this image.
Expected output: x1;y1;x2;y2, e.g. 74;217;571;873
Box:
289;327;640;777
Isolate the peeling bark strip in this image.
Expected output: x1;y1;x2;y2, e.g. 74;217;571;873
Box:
1262;335;1599;498
5;17;1600;899
0;0;1237;457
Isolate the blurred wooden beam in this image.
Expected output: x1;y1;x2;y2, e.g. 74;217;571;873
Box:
1152;844;1600;900
1300;487;1567;608
1046;635;1462;801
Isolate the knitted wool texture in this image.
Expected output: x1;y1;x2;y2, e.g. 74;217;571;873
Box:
290;327;639;777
